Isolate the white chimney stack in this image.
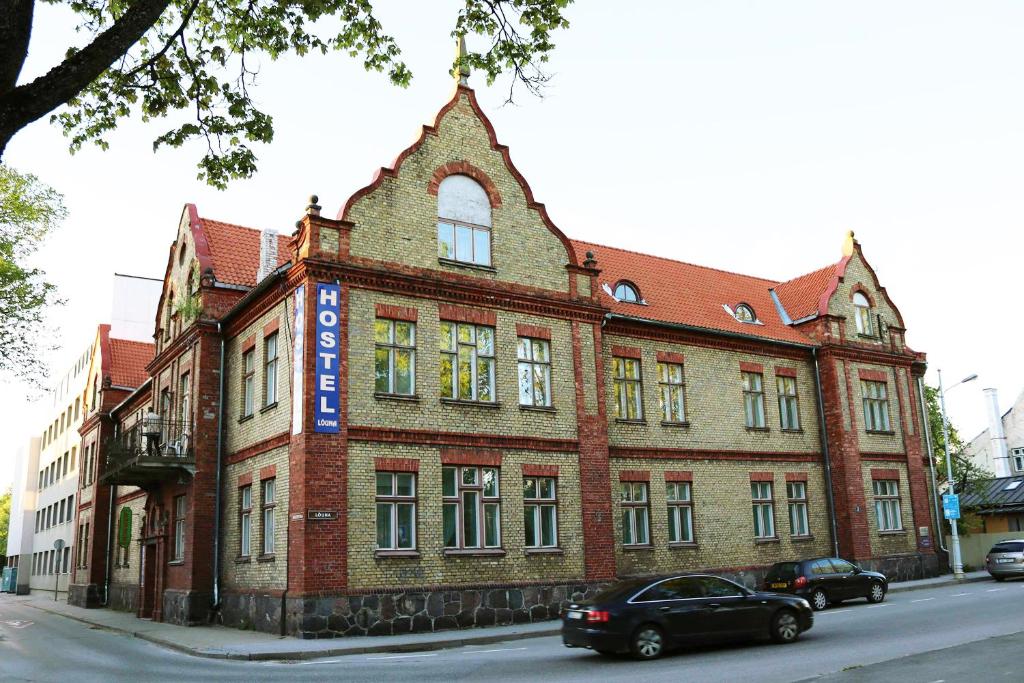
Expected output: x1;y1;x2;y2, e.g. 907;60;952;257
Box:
985;388;1011;478
257;229;278;282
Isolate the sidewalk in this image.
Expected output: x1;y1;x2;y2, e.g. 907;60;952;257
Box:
10;570;992;662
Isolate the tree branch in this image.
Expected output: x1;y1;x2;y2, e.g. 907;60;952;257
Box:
0;0;35;96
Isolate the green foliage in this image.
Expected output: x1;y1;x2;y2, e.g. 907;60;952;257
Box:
40;0;572;188
0;166;66;388
175;293;203;323
923;384;993;495
0;487;10;556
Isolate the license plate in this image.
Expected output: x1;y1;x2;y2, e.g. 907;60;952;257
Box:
566;611;583;619
770;582;788;589
996;557;1015;564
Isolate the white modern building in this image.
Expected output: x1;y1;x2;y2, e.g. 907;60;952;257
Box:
964;388;1024;478
4;438;40;593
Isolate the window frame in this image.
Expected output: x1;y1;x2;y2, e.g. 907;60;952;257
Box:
786;481;810;537
241;348;256;418
612;281;640;303
439;322;496;403
375;471;418;551
742;371;767;429
523;476;558;549
657;361;686;424
442;466;502;551
666;481;694;545
872;479;903;532
375;319;417;396
264;332;279;407
517;337;552;408
612;357;644;421
751;481;776;539
862;380;892;432
437;218;492;267
261;478;276;556
239;484;252;558
853;292;873;336
172;495;186;562
777;375;801;431
1011;448;1024;473
620;481;651;547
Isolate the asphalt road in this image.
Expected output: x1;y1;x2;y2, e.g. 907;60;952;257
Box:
2;578;1023;682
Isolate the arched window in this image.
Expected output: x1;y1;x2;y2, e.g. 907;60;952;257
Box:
734;304;756;323
436;175;492;266
613;281;640;303
853;292;872;335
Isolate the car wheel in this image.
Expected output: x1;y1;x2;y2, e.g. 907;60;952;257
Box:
630;624;665;660
771;609;801;644
866;582;886;603
810;588;828;611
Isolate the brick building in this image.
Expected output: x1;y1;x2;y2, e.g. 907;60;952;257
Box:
70;68;940;638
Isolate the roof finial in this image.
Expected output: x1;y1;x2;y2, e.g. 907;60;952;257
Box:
455;33;470;86
842;229;856;257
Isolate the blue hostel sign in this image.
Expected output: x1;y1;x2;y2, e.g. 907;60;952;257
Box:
314;283;341;433
942;494;960;520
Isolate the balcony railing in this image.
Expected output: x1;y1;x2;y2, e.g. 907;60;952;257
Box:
101;417;195;486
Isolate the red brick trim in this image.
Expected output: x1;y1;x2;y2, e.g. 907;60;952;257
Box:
664;471;693;482
850;284;876;306
612;345;642;359
775;366;797;378
226;431;290;465
440;448;502;467
263;318;280;337
238;472;253;487
785;472;808;482
259;464;276;480
610;447;819;463
522;464;560;477
374;457;420;473
375;303;418;322
861;452;907;462
115;489;147;505
656;351;685;364
438;304;497;326
619;470;650;482
870;468;900;480
241;335;256;353
858;368;889;382
427;160;503;208
750;471;775;482
740;361;764;374
348;425;578;453
515;323;551;340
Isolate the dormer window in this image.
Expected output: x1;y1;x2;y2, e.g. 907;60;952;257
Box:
853;292;873;335
734;304;755;323
613;281;640;303
437;175;492;267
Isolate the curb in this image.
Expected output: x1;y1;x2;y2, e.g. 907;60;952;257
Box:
24;601;561;662
887;574;991;594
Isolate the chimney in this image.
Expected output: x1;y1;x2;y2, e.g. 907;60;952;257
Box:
257;229;279;282
985;388;1011;478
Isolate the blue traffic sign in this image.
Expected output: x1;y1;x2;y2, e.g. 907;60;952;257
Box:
942;494;961;520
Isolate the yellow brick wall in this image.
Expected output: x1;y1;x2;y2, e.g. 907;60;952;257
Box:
610;458;832;576
861;463;917;557
345;92;572;294
829;252;901;347
850;363;906;455
346;442;584;590
110;496;146;586
346;289;578;440
602;334;821;453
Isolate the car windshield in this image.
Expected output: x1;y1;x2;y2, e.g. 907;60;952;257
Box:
990;542;1024;553
766;562;801;580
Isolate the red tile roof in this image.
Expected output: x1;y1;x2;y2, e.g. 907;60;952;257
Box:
108;338;155;388
773;264;838;322
200;218;291;287
571;240;824;345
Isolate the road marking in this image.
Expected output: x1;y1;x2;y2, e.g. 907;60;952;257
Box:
818;609;852;616
866;604;889;609
465;647;528;654
294;659;346;666
911;598;935;603
951;593;971;597
366;653;439;661
986;588;1005;593
1;620;34;629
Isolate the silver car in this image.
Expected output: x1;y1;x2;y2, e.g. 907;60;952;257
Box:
985;539;1024;581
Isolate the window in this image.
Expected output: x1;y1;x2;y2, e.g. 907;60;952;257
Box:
635;576;703;602
517;338;551;407
523;476;557;548
873;480;902;531
436;175;492;266
620;482;650;546
787;482;809;537
666;481;694;544
442;466;500;549
657;362;685;423
734;304;755;323
439;322;495;402
862;380;891;432
241;348;255;418
264;333;279;406
777;376;800;430
74;397;80;419
743;372;766;428
262;479;276;555
612;357;643;420
239;485;252;557
59;498;66;524
1012;448;1024;473
172;495;186;561
179;372;190;427
376;472;416;550
612;282;640;303
375;320;416;396
751;481;775;539
853;292;872;335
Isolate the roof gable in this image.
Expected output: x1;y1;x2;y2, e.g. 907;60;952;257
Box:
108;338;155;388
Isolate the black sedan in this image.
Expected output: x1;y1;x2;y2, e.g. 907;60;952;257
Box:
562;574;813;660
762;557;888;610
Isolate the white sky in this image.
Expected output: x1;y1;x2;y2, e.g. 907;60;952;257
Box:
3;1;1023;493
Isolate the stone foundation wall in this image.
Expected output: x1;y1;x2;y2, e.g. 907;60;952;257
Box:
219;592;283;633
108;582;139;613
861;552;940;583
162;589;213;626
68;582;101;608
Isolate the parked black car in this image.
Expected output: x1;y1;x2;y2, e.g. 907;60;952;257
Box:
561;574;813;660
762;557;887;610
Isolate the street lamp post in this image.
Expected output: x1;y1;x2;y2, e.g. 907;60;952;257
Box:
937;369;977;581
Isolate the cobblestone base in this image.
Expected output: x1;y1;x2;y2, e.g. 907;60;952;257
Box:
861;552;940;582
68;582;102;608
219;592;283;633
108;582;139;613
162;589;213;626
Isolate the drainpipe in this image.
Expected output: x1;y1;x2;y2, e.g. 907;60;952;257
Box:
212;323;226;616
104;482;117;605
812;349;841;557
917;376;948;555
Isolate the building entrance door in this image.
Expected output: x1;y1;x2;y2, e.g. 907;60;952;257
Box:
139;542;156;619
